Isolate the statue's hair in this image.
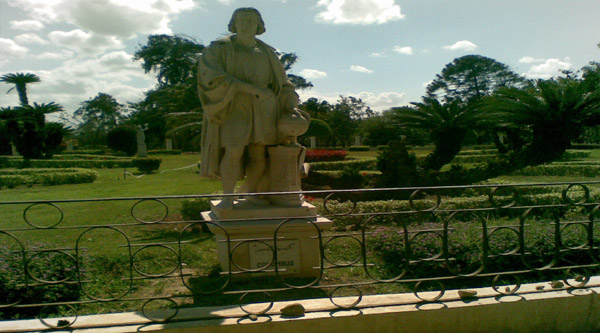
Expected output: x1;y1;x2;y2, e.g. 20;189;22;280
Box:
228;7;266;35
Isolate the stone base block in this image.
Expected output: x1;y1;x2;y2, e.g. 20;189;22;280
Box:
202;205;332;278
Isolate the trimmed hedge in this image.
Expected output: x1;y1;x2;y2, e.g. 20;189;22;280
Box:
0;168;97;188
148;150;182;155
318;187;600;228
60;149;105;155
510;164;600;177
457;149;499;156
132;157;162;174
0;158;133;169
452;154;497;163
348;146;370;151
308;157;377;171
53;154;131;160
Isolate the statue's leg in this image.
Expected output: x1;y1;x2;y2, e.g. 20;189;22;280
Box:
244;144;269;205
219;145;244;208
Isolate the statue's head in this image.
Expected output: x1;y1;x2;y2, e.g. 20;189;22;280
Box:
228;7;266;35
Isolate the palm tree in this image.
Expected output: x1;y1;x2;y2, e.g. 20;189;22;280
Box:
482;79;600;165
391;98;478;171
0;72;41;106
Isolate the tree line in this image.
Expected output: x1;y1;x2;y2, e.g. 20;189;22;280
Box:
1;36;599;185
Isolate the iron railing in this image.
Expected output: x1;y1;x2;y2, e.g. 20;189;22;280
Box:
1;181;600;329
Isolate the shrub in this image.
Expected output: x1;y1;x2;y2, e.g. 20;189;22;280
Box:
107;126;137;156
305;149;347;162
0;168;97;188
348;146;370;151
181;198;213;232
132;157;162;174
0;244;81;319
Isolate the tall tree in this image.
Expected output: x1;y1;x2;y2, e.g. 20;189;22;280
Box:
74;93;125;148
134;34;204;87
323;96;373;147
426;55;525;104
278;52;313;90
0;73;41;106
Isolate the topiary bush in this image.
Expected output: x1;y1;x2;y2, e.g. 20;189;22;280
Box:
107;126;137;156
132;157;162;174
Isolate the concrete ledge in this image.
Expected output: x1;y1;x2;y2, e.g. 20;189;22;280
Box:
2;277;599;333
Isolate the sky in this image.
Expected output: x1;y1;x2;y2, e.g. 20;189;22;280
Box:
1;0;599;116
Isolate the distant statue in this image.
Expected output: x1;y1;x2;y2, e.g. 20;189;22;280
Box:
198;7;300;208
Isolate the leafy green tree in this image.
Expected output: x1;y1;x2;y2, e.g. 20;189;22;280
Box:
279;52;313;90
321;96;373;147
0;72;41;106
299;118;332;146
392;98;478;171
134;34;204;87
426;55;525;104
483;78;600;165
107;125;137;156
74;93;125;148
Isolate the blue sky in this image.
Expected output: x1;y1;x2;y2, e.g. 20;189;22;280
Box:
1;0;599;114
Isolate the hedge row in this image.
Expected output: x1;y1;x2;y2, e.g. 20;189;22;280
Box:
318;187;600;228
0;158;133;169
0;168;97;188
308;157;377;171
510;164;600;177
53;154;131;160
451;154;497;163
348;146;370;151
60;149;105;155
148;150;182;155
457;149;498;156
305;149;347;162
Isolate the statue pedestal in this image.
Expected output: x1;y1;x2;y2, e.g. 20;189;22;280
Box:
203;200;332;278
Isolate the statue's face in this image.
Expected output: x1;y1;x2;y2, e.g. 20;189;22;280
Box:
234;11;259;36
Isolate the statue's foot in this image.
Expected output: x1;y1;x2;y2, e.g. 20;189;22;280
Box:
216;198;234;209
245;195;270;206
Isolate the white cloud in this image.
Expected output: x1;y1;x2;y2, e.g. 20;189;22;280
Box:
356;91;407;110
369;52;387;58
316;0;404;25
15;33;49;45
35;50;75;60
350;65;373;73
298;90;407;111
6;0;196;38
524;58;572;79
393;46;413;55
0;38;29;58
48;29;124;55
519;56;545;64
443;40;477;51
9;19;45;31
299;69;328;79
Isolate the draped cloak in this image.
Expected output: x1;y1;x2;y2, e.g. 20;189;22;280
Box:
197;35;297;178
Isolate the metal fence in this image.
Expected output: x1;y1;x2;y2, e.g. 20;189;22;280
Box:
1;181;600;329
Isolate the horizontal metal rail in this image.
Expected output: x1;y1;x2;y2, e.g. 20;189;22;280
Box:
0;181;599;329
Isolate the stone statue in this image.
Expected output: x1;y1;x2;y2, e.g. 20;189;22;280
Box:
198;7;303;208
